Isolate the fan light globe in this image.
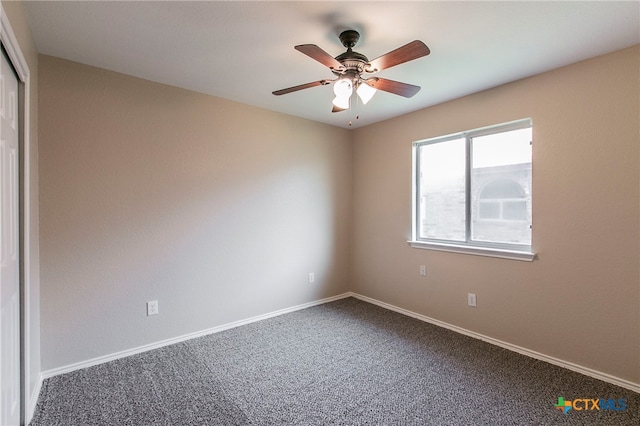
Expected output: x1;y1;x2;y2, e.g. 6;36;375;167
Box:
332;95;350;110
356;82;376;104
333;78;353;98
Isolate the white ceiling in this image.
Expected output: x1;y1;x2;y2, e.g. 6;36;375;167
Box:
24;1;640;129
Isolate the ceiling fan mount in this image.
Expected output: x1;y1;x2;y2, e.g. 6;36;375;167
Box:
273;29;430;112
338;29;361;49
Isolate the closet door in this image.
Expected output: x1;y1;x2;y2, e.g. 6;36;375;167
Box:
1;48;21;426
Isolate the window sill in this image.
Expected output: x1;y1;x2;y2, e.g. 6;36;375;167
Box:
407;240;536;262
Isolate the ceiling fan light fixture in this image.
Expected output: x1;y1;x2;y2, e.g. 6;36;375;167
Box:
356;81;377;104
333;78;353;98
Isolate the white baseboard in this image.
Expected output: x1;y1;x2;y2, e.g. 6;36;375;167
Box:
40;292;352;380
349;292;640;394
39;291;639;396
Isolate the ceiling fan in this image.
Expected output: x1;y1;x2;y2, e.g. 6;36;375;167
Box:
273;30;430;112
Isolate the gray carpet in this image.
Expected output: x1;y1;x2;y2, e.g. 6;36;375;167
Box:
30;297;639;425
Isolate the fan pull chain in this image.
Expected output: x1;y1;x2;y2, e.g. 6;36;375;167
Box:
349;92;361;127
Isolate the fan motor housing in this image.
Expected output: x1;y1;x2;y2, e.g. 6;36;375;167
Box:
332;30;369;76
333;52;369;76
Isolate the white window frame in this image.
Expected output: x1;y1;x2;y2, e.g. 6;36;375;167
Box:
409;119;536;261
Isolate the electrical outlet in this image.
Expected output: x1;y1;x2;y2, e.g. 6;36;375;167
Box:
147;300;159;316
308;272;315;283
467;293;477;307
419;265;427;276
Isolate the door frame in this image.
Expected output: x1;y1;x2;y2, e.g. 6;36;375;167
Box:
1;4;33;424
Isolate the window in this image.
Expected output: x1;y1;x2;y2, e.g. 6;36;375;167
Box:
410;119;534;261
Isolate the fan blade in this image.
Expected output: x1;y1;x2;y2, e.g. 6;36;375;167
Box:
295;44;345;71
272;80;331;96
367;40;430;73
368;77;421;98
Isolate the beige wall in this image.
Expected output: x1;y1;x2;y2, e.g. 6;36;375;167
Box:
1;0;41;413
351;45;639;384
38;55;352;370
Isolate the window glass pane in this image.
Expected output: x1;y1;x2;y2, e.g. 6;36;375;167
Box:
472;128;532;168
470;128;532;245
419;138;466;241
503;200;528;220
479;201;500;219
